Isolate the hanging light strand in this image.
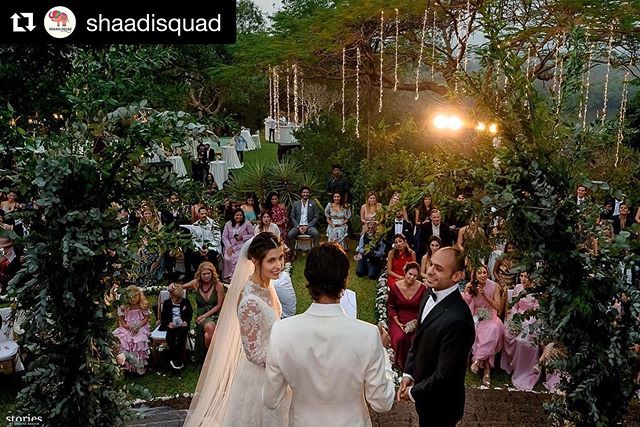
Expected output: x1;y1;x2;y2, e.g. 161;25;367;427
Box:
286;71;290;122
394;8;399;92
293;64;298;124
356;46;361;138
463;0;471;73
555;33;566;116
601;23;615;124
415;5;429;100
300;76;305;125
268;67;273;118
379;10;384;113
431;9;436;80
274;68;280;131
342;47;346;133
615;65;631;168
579;45;593;128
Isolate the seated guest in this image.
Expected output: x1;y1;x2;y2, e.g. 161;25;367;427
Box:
419;209;454;255
462;265;504;386
222;209;254;282
241;193;258;225
612;202;636;235
387;191;408;222
0;191;18;213
255;210;281;239
288;186;320;241
386;234;416;287
161;192;190;281
325;191;351;250
181;207;222;280
113;285;151;374
264;192;288;240
181;262;225;362
273;271;296;319
387;262;426;370
501;271;541;391
386;209;413;252
360;192;383;234
355;221;386;280
419;236;442;278
160;283;193;370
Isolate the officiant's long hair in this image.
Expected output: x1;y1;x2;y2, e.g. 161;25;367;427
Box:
184;238;256;426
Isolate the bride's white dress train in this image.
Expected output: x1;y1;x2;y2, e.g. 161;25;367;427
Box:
184;238;290;427
221;279;290;426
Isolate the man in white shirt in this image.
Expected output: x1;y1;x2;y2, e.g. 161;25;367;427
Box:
181;207;222;277
267;116;277;142
288;186;320;241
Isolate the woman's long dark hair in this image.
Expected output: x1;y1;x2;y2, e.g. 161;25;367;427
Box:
264;191;278;211
392;233;412;259
231;208;246;226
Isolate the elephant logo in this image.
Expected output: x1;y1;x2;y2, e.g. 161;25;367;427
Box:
44;6;75;38
48;10;69;26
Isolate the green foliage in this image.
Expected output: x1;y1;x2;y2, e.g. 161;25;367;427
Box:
224;157;322;206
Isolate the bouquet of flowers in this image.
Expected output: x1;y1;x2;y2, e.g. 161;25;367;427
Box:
507;315;523;336
403;319;418;334
477;307;491;321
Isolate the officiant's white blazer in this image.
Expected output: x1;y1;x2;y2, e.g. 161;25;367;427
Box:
263;303;395;427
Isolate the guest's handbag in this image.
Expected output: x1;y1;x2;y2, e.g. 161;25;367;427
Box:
403;319;418;334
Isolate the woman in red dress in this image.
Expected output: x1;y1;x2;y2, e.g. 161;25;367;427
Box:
386;233;416;287
387;262;426;370
264;192;288;243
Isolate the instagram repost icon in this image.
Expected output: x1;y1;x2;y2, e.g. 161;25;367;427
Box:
44;6;75;38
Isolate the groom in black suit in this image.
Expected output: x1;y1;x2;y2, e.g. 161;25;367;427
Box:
398;246;474;427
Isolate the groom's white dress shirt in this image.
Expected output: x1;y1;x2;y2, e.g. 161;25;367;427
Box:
263;303;395;427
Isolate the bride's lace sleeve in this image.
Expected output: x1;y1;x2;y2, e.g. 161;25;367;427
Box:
237;297;267;366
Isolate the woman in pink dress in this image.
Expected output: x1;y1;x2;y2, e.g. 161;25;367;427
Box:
113;285;151;374
462;265;504;386
501;271;541;390
222;209;255;281
387;262;426;370
385;234;416;287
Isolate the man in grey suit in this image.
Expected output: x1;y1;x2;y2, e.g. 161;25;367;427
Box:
288;186;320;241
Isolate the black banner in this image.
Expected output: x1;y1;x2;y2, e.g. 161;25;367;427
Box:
1;0;236;44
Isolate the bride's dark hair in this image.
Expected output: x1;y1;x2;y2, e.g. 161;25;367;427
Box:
248;232;282;262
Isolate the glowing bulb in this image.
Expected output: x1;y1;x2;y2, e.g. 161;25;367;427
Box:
476;122;486;131
489;123;498;134
434;115;448;129
449;116;463;130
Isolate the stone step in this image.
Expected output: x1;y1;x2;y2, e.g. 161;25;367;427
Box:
126;407;188;427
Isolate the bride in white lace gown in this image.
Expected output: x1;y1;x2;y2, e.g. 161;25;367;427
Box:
184;232;290;426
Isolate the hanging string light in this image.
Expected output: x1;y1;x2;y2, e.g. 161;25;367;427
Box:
356;46;361;138
394;8;399;92
431;9;436;80
268;67;273;118
300;76;305;125
415;5;429;100
342;47;346;133
286;71;290;122
379;10;384;113
601;23;615;124
615;65;631;168
524;46;531;80
551;35;561;96
274;68;280;131
555;33;566;116
579;44;593;128
293;64;298;124
463;0;471;73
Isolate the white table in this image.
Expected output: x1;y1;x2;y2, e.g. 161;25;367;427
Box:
252;130;261;149
278;125;295;143
209;160;228;189
167;156;187;177
222;146;243;169
241;129;257;151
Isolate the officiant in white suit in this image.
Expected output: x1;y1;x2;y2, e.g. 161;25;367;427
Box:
263;242;395;426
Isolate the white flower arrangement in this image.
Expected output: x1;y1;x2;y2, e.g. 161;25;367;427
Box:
477;307;492;321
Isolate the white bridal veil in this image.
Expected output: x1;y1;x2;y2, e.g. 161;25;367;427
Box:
184;238;255;426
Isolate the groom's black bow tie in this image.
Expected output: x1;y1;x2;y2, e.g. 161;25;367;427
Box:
428;288;437;301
